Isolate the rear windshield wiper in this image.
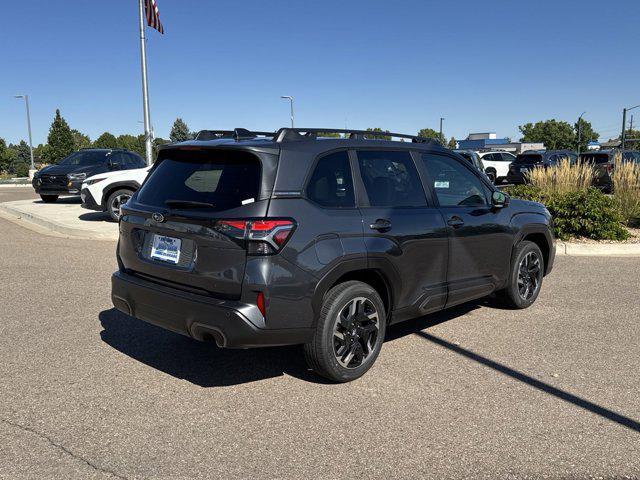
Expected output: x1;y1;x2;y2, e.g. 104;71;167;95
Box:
164;199;215;209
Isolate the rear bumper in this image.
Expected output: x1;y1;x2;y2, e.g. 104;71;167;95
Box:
506;172;527;184
111;271;313;348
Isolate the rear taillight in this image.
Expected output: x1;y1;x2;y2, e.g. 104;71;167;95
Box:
607;164;614;173
214;219;296;255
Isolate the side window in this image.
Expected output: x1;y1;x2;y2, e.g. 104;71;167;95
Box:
421;153;489;207
306;151;355;208
501;153;515;162
108;152;125;166
356;150;426;207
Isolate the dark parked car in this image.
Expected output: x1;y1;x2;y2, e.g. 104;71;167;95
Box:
579;150;640;192
452;149;488;175
506;150;578;184
111;128;555;382
32;148;146;203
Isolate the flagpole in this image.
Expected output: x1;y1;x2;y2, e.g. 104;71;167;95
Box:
138;0;153;165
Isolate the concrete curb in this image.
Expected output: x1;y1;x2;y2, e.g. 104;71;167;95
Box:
0;184;32;188
0;202;117;241
556;241;640;256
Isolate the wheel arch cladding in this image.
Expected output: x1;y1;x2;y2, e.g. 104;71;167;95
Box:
326;269;392;321
521;232;550;274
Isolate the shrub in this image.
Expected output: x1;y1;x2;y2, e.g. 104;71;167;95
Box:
9;160;29;178
504;184;546;203
507;185;629;241
525;158;594;195
612;154;640;226
547;188;629;241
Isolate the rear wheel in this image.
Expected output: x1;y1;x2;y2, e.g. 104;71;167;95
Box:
485;169;497;184
107;189;134;222
40;195;58;203
496;240;544;309
304;281;386;382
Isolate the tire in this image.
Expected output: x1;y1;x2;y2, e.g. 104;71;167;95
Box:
485;169;497;184
106;189;134;222
40;195;58;203
304;281;386;383
496;240;544;309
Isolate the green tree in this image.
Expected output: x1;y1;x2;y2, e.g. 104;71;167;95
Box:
418;128;445;144
0;138;9;172
365;128;391;140
447;137;457;149
47;109;75;163
519;119;576;150
170;118;192;142
34;143;53;165
117;134;145;156
71;129;92;150
574;118;599;152
93;132;118;149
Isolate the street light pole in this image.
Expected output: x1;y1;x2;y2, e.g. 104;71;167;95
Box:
439;117;445;144
14;95;35;170
281;96;294;128
621;104;640;150
577;111;586;156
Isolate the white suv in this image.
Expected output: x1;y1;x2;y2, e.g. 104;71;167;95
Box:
81;166;150;221
477;151;517;184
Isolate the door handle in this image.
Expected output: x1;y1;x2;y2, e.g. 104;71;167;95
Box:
369;219;392;231
447;216;464;228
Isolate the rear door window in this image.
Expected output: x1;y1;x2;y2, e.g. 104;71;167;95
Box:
137;150;261;211
306;151;355;208
356;150;426;207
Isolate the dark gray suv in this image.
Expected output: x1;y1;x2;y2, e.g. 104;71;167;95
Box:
111;128;555;382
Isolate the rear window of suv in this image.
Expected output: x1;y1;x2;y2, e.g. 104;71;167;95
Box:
137;149;261;211
580;153;611;164
515;154;543;164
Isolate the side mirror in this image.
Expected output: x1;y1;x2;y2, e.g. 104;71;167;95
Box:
492;190;509;208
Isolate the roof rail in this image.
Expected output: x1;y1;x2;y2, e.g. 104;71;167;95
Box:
274;128;440;144
195;128;276;141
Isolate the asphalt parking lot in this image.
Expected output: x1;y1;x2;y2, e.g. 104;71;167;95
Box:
1;187;639;479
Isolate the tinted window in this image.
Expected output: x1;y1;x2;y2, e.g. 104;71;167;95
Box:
59;151;107;166
580;153;611;164
137;150;260;211
108;152;126;166
482;153;498;162
515;154;543;164
306;151;355;208
422;153;489;207
500;153;515;162
357;150;426;207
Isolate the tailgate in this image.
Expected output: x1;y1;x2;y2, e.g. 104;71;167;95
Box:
117;147;276;299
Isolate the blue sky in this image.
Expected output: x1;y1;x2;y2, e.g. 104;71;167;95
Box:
1;0;639;146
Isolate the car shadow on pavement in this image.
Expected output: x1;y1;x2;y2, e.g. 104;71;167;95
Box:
79;212;110;222
34;196;81;204
99;308;323;387
99;298;508;388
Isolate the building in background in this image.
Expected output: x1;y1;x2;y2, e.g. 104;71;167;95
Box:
457;132;544;153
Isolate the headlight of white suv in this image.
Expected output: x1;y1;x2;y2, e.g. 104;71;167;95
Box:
84;178;104;186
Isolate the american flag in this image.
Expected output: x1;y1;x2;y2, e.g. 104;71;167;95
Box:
145;0;164;34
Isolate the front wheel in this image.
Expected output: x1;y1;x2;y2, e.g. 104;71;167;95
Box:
496;240;544;309
304;281;386;382
107;189;133;222
40;195;58;203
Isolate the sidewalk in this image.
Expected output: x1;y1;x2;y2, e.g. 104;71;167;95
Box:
0;198;118;240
